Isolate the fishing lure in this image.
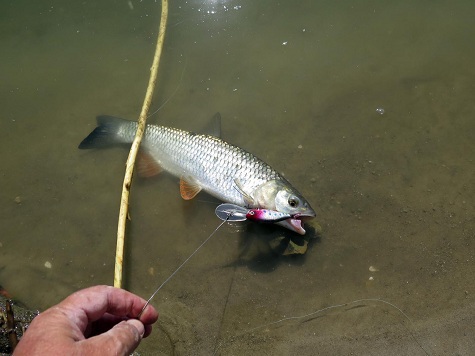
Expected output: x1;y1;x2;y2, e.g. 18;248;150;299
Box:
215;203;293;223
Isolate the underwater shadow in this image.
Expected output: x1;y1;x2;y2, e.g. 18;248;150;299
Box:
223;222;321;274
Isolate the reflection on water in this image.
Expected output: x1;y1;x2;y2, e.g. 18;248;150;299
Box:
1;0;474;354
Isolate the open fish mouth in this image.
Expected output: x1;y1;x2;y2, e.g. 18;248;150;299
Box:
276;215;314;235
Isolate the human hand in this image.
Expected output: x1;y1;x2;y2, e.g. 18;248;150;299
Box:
13;285;158;355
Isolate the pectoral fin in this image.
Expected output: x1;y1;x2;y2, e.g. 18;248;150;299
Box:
233;179;255;206
137;151;162;177
180;177;202;200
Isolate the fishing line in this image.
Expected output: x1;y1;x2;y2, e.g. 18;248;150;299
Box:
138;215;230;318
147;57;188;120
213;298;431;356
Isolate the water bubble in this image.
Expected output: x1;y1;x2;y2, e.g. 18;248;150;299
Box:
376;108;385;115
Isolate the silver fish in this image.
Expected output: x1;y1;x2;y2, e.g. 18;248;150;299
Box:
79;115;316;234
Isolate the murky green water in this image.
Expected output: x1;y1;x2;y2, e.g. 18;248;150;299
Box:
1;0;474;355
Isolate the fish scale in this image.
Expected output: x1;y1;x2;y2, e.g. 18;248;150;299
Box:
141;123;282;205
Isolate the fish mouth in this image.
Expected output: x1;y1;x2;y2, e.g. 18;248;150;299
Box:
276;214;315;235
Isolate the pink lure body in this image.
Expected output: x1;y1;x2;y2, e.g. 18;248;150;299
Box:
246;209;292;223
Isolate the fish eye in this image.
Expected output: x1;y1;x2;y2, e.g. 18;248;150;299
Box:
288;196;300;208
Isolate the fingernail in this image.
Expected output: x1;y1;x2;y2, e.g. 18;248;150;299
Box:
127;319;145;338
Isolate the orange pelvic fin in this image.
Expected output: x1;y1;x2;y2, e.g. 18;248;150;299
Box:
180;177;202;200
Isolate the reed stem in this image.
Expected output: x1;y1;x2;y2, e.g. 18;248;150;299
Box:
114;0;169;288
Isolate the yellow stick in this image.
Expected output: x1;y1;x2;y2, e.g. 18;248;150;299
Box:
114;0;169;288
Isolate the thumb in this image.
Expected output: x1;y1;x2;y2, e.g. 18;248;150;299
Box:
78;319;145;355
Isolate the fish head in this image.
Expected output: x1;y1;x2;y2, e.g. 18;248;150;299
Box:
253;180;316;235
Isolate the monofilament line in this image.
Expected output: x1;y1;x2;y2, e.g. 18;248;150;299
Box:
138;217;229;318
214;298;431;356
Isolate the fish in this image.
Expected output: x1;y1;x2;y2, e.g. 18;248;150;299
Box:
78;115;316;234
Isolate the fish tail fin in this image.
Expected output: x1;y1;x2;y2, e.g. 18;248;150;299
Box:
78;115;132;149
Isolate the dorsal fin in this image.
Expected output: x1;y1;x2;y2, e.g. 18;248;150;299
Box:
137;151;162;177
180;177;202;200
201;112;222;137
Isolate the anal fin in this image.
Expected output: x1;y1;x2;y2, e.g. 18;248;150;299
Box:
180;177;202;200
